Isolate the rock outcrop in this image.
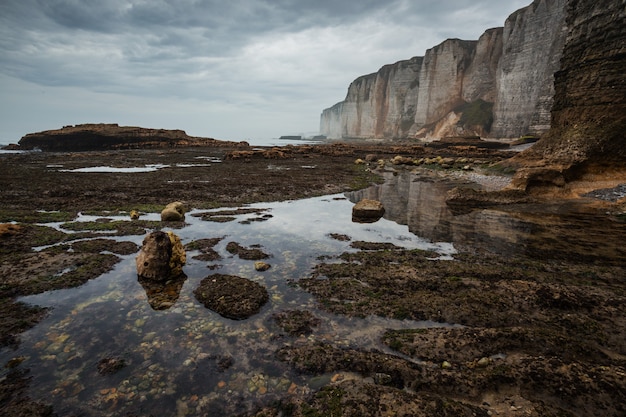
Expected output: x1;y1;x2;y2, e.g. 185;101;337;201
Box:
320;0;568;141
507;0;626;190
194;274;269;320
13;123;244;152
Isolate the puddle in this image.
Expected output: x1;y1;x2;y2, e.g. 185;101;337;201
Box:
3;170;624;416
349;170;626;263
59;164;170;173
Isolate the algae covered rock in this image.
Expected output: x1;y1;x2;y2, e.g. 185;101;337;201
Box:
194;274;269;320
136;230;186;281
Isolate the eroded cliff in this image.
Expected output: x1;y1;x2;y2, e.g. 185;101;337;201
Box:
320;0;568;141
329;57;423;139
490;0;568;138
508;0;626;190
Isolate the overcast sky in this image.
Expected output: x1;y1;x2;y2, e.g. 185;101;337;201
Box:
0;0;530;144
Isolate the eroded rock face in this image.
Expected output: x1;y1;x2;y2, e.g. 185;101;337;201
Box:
490;0;568;138
320;0;569;140
194;274;269;320
509;0;626;188
322;57;423;140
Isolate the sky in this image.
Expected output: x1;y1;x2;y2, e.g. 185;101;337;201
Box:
0;0;531;144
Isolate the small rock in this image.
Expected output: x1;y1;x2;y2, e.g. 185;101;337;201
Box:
442;361;452;369
161;201;186;222
254;261;271;271
477;357;491;367
352;199;385;223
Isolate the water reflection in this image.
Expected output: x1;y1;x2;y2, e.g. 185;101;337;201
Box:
138;274;187;310
1;193;452;416
4;172;624;416
348;170;626;263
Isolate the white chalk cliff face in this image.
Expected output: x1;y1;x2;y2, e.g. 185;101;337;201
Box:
320;0;568;140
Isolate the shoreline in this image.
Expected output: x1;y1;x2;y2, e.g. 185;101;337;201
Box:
1;144;625;416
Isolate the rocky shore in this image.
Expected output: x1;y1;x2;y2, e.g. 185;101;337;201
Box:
1;140;625;416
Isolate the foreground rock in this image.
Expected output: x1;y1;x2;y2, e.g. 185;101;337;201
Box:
193;274;269;320
135;231;186;281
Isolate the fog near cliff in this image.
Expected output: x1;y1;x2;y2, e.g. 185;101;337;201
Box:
0;0;529;143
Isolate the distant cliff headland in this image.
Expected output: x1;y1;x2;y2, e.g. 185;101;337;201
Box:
8;123;246;152
320;0;568;141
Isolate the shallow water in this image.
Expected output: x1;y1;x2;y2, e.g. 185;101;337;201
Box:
1;192;453;416
3;170;624;416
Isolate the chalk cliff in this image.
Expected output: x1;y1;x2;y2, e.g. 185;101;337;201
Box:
322;57;423;139
320;0;568;140
490;0;568;138
508;0;626;189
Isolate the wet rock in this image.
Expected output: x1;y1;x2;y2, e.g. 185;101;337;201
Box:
254;261;271;271
167;231;186;276
136;231;186;281
0;223;22;237
225;242;270;260
352;199;385;223
130;209;140;220
272;309;321;336
161;201;186;221
194;274;269;320
97;357;126;375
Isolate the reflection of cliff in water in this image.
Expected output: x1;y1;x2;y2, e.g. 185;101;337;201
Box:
347;171;626;264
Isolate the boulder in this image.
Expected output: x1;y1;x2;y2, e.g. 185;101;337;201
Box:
194;274;269;320
136;231;186;281
161;201;186;221
352;199;385;223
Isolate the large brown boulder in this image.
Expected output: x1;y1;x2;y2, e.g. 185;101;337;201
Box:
136;231;186;281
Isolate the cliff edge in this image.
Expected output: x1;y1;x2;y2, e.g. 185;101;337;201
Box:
508;0;626;192
320;0;568;141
